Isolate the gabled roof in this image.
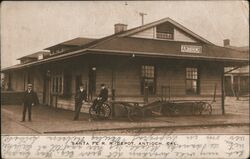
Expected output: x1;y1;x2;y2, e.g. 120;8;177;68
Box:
118;17;213;45
2;17;248;72
75;17;213;51
17;51;50;60
44;37;97;50
88;37;249;62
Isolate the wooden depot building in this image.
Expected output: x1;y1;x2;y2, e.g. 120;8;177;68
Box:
1;18;248;115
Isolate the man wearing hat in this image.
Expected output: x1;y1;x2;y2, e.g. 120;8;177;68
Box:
92;83;108;113
22;84;39;122
73;83;87;120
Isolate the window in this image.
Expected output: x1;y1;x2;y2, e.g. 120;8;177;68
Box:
51;72;72;96
64;73;72;97
156;32;173;40
141;65;156;95
55;48;62;54
51;72;63;94
156;23;174;40
186;67;200;95
50;47;65;55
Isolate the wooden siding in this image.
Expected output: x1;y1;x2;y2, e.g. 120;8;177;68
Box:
1;92;24;105
174;28;197;43
130;27;197;43
157;64;186;96
11;71;25;91
200;65;222;96
51;60;88;110
131;27;155;39
113;60;223;115
96;66;112;95
4;55;224;115
6;68;44;105
115;64;141;96
70;62;88;92
32;68;44;103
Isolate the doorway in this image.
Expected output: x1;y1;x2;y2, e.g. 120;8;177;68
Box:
75;75;82;92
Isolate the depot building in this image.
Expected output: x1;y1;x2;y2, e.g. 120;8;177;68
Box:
1;17;248;115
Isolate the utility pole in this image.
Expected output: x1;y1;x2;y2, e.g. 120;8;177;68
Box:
139;12;147;25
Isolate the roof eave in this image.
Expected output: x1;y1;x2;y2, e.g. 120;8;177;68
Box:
87;48;248;64
44;44;74;50
17;57;37;60
1;48;89;72
2;48;248;72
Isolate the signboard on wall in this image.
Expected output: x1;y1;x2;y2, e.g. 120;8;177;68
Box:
181;45;202;53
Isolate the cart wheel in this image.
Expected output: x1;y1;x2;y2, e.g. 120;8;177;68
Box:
193;102;203;115
99;103;111;119
89;106;99;119
201;103;212;115
131;107;143;117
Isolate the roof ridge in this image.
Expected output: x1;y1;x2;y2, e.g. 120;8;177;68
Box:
44;37;97;50
65;17;213;52
118;17;213;45
80;18;170;50
118;17;170;37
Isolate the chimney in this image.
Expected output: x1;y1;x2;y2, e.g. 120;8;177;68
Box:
114;23;127;34
223;39;230;47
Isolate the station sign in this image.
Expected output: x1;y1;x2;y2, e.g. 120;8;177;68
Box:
181;45;202;54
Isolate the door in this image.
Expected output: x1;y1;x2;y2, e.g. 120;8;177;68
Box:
27;71;34;86
75;75;82;92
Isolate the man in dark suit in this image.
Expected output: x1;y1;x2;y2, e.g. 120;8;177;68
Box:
73;84;87;120
22;84;39;122
93;84;108;113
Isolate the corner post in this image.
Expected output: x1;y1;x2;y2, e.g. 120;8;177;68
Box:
236;75;240;100
221;68;225;115
111;64;116;118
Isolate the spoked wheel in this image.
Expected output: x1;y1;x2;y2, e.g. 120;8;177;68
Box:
125;107;143;121
89;106;99;119
165;105;179;116
192;102;205;115
89;103;111;120
200;102;212;115
98;103;111;119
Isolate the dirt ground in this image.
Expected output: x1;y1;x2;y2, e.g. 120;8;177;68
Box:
1;97;249;134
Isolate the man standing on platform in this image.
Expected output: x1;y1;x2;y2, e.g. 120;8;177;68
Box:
73;83;87;120
21;84;39;122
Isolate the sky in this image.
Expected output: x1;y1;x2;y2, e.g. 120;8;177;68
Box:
1;1;249;68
